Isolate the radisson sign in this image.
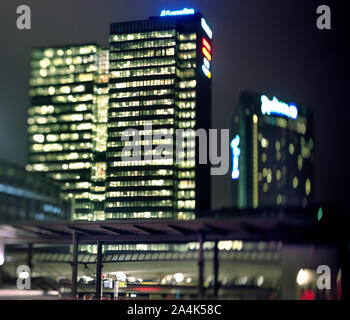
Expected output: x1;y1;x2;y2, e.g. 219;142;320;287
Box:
261;95;298;120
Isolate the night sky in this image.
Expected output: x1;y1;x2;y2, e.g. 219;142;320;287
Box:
0;0;347;211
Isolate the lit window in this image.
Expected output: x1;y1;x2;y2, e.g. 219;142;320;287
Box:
289;143;295;155
263;183;269;192
276;170;281;181
293;177;299;189
276;194;282;205
305;179;311;196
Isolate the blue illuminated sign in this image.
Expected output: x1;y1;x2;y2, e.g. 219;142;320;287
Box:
43;204;61;214
261;95;298;119
160;8;195;17
230;135;241;180
0;183;50;202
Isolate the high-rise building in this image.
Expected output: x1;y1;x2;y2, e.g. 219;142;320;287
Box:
231;91;314;208
106;10;213;220
26;9;213;223
27;44;110;221
89;48;109;221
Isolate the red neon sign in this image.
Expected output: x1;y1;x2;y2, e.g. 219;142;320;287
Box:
202;38;211;52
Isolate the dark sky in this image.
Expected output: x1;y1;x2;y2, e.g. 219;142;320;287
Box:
0;0;347;210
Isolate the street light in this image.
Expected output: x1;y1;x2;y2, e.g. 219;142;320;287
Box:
174;273;184;283
297;269;310;286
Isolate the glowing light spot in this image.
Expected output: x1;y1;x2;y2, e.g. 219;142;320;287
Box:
293;177;299;189
261;138;268;148
257;276;264;287
276;194;282;205
48;87;55;95
202;47;212;61
201;64;211;78
263;183;268;192
261;95;298;119
19;272;30;279
298;155;303;170
33;134;44;143
160;8;195;17
230;135;240;180
201;18;213;39
297;269;310;286
305;178;311;196
318;207;323;221
39;69;47;77
276;170;281;180
203;57;210;69
289;143;295;155
174;273;184;283
202;38;211;52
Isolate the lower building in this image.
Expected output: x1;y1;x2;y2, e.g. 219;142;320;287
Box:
0;159;71;223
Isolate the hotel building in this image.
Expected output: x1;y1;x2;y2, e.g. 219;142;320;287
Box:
231;91;314;209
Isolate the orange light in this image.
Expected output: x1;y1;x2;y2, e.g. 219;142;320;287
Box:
202;38;211;52
202;47;212;61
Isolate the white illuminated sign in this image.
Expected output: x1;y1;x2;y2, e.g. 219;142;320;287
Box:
203;57;210;69
201;18;212;39
261;95;298;119
160;8;195;17
202;64;211;78
230;135;241;180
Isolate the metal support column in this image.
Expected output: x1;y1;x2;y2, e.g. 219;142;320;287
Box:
71;232;79;299
198;231;205;298
27;243;33;270
0;239;5;288
340;240;350;300
214;241;219;297
95;241;103;299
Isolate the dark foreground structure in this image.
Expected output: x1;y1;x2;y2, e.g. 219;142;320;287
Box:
0;206;349;300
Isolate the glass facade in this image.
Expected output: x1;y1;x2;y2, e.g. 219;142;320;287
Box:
27;44;109;221
106;14;212;221
0;160;70;223
26;13;212;225
231;91;314;208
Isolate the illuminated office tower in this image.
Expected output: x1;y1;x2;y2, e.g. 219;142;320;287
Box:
89;49;109;220
27;44;109;221
106;10;213;220
231;91;314;208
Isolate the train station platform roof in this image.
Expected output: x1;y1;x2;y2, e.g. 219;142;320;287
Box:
0;208;346;245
